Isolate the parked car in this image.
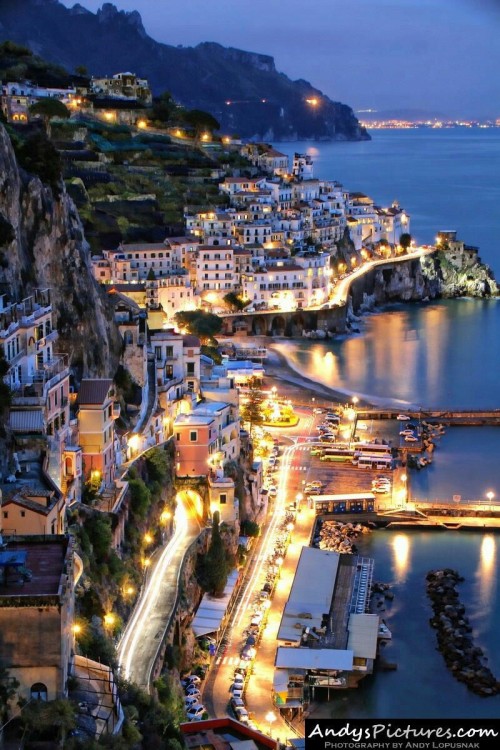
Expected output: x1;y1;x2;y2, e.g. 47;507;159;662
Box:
397;414;410;420
186;705;205;721
230;697;245;711
234;707;250;724
313;407;324;414
185;695;201;707
184;685;201;696
231;685;244;698
182;675;201;686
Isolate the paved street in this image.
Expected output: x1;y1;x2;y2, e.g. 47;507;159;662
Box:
117;500;201;688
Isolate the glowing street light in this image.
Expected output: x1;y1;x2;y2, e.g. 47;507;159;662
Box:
103;613;115;630
266;711;277;735
72;623;82;636
144;532;154;546
486;491;495;503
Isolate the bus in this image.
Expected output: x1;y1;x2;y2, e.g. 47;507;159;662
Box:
320;447;355;462
356;443;392;454
356;454;393;470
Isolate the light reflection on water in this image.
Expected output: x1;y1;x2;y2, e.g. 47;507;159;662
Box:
391;534;410;581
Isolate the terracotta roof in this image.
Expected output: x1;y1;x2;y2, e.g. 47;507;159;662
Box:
261;148;287;158
78;379;113;405
183;335;201;347
2;493;55;516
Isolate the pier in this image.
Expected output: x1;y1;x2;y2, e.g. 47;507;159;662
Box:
356;407;500;425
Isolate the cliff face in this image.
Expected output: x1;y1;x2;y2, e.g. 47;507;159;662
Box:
0;124;121;376
351;250;497;313
0;0;370;142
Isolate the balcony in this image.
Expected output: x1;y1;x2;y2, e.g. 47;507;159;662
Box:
112;403;120;420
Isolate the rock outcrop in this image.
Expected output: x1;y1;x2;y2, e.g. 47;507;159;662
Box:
0;124;121;377
350;249;497;312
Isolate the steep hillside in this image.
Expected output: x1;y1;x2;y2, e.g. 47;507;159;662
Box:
0;0;370;141
0;123;122;376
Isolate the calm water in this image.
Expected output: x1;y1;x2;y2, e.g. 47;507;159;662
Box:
277;132;500;717
312;530;500;719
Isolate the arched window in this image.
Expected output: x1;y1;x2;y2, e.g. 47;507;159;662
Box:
31;683;48;701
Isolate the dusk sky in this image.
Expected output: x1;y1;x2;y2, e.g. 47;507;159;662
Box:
60;0;500;118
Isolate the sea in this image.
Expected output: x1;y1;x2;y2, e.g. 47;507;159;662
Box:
277;130;500;718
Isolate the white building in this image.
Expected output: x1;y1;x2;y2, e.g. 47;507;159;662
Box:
292;152;314;181
196;244;235;293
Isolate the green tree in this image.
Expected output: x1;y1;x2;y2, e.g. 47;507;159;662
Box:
75;65;88;76
182;108;220;138
151;91;177;124
15;131;63;195
29;98;69;137
223;291;249;312
201;511;228;595
0;665;19;723
240;376;265;435
399;232;412;251
128;478;152;519
173;309;222;344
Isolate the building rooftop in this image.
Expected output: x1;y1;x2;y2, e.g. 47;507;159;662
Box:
277;546;340;643
0;537;70;601
78;379;113;405
275;646;354;671
175;414;215;426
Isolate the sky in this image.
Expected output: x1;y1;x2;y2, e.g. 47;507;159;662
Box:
60;0;500;118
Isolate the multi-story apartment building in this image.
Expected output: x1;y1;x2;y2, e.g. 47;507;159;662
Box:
0;290;70;444
185;210;236;242
292;152;314;180
1;81;77;123
90;72;152;103
242;251;330;310
376;202;411;245
77;379;120;486
196;244;235;292
234;220;273;247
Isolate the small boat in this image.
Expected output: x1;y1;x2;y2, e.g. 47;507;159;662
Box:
378;621;392;640
405;435;418;442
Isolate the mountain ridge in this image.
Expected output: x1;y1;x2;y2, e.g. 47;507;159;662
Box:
0;0;370;141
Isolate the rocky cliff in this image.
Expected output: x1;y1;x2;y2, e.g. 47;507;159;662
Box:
351;249;497;313
0;124;121;376
0;0;370;142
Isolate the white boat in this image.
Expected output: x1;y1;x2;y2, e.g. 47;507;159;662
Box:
405;435;418;442
378;622;392;640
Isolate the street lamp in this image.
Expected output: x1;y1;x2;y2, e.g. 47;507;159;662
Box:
486;491;495;504
266;711;277;736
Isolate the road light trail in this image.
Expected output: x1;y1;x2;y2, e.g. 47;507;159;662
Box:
117;500;189;682
232;443;298;631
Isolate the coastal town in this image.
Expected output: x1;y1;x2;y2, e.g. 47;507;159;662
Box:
1;53;499;750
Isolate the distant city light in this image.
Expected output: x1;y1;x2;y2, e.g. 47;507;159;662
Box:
306;97;319;107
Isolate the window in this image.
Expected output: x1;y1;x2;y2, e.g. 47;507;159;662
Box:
21;511;26;518
176;433;180;441
220;493;227;504
2;512;7;519
31;683;48;702
186;362;195;375
190;431;197;442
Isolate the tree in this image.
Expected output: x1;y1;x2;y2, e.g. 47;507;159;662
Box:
223;292;249;312
0;665;19;723
29;98;69;137
182;108;220;138
399;232;412;251
173;310;222;344
74;65;88;76
240;376;265;435
15;132;63;195
151;91;177;124
201;511;229;596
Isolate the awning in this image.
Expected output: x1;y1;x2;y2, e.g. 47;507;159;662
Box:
9;409;44;433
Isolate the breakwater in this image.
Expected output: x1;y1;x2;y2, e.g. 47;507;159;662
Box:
426;568;500;697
